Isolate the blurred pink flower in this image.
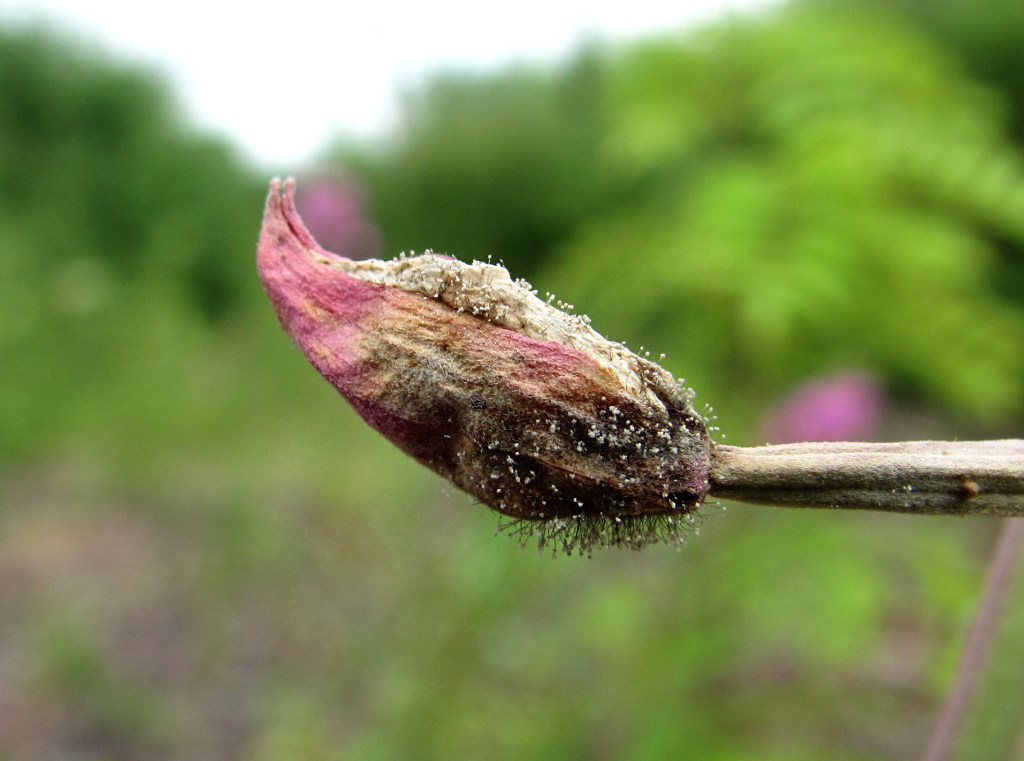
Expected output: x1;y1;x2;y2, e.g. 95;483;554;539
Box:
295;176;380;260
760;371;885;444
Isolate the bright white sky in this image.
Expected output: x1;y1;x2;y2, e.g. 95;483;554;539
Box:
0;0;777;169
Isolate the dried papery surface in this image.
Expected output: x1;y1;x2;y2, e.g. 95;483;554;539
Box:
711;440;1024;515
257;179;712;553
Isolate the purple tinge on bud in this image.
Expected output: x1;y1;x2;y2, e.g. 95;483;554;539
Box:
257;179;712;550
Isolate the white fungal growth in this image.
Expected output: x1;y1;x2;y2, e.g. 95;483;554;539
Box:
310;250;681;410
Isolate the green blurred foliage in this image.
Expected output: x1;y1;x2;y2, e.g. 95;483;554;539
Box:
336;3;1024;433
871;0;1024;141
2;6;1023;761
877;0;1024;311
0;25;268;460
546;2;1024;430
331;49;617;274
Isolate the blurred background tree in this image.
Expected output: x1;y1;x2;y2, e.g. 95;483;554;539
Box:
0;27;267;461
330;2;1024;438
881;0;1024;311
330;48;616;275
3;2;1024;759
547;1;1024;434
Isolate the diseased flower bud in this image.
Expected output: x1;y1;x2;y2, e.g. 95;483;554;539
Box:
257;179;712;552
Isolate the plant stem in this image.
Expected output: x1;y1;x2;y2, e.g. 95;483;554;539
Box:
922;518;1024;761
708;440;1024;515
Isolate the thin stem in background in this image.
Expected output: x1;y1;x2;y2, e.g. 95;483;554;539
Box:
922;518;1024;761
709;440;1024;759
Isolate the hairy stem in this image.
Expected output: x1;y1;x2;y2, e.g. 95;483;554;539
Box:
708;440;1024;515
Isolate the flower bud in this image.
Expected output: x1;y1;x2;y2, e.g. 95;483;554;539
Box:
257;179;712;552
